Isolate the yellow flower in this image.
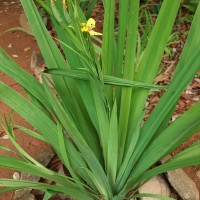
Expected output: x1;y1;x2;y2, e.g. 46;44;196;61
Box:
81;18;102;36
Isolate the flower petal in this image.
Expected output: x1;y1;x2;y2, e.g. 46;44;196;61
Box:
89;30;102;36
87;18;96;29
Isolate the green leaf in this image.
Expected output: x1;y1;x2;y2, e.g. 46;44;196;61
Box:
101;0;115;105
42;77;112;198
128;101;200;188
0;179;92;200
0;145;19;156
127;0;182;150
0;82;88;182
14;126;47;142
89;76;109;165
135;140;200;188
43;190;57;200
118;0;140;165
107;101;118;188
44;68;167;89
0;156;75;186
132;193;175;200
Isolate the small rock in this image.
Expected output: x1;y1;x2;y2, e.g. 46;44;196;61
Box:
15;188;32;199
178;101;185;108
196;170;200;179
24;47;31;52
172;48;176;52
191;97;200;101
19;13;32;32
18;192;35;200
171;114;179;122
186;85;192;90
194;78;200;83
30;51;45;83
3;2;9;6
20;172;40;182
7;43;12;48
167;168;199;200
30;51;53;86
0;135;9;140
138;175;171;200
14;149;55;200
36;149;55;166
12;54;18;58
13;172;20;180
185;90;194;95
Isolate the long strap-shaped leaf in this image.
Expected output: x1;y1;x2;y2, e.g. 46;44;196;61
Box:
42;78;113;199
0;156;78;188
20;0;102;160
128;101;200;188
19;0;88;133
0;178;93;200
114;0;130;111
0;50;53;113
150;2;200;135
101;0;115;106
116;47;200;192
118;0;140;165
0;82;90;185
129;140;200;193
44;68;167;89
126;0;181;149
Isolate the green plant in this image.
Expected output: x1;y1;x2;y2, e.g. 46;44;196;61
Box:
182;0;199;14
138;2;179;63
80;0;98;19
177;0;200;24
0;0;200;200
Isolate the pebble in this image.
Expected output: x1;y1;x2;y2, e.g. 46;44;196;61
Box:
14;149;55;200
12;54;18;58
192;97;200;101
167;168;199;200
196;170;200;179
138;175;171;200
13;172;20;180
24;47;31;52
7;43;12;48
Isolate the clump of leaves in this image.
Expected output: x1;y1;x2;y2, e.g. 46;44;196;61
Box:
0;0;200;200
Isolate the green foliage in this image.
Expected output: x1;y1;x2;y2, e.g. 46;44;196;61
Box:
182;0;200;14
79;0;98;19
0;0;200;199
177;0;200;24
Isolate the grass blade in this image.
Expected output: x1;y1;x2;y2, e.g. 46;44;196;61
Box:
107;101;118;188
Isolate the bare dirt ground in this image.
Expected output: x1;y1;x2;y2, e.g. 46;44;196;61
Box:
0;1;51;199
0;0;200;200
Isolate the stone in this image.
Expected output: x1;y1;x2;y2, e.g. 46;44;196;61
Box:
13;172;20;180
30;51;45;83
138;175;171;200
167;168;199;200
15;188;32;199
196;170;200;178
30;51;53;86
18;192;35;200
14;149;55;199
19;13;32;32
36;148;55;166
